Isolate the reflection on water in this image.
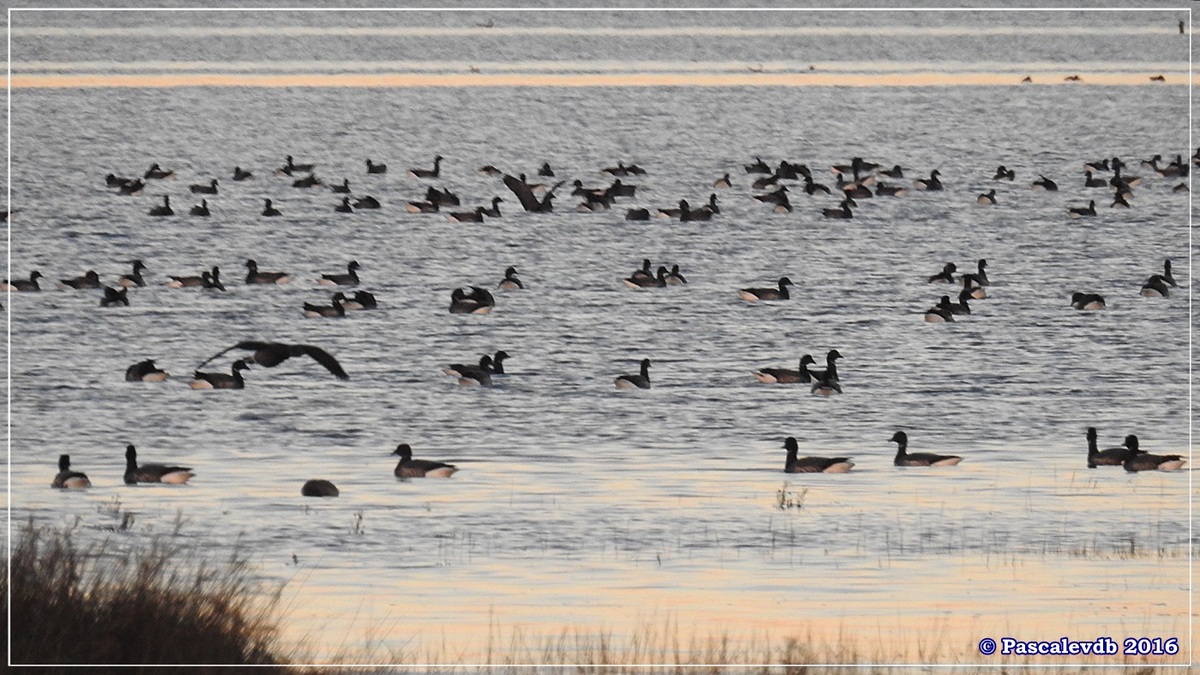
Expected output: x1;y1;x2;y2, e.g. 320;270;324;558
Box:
10;25;1178;38
272;450;1192;662
12;72;1191;89
12;59;1187;74
285;555;1185;663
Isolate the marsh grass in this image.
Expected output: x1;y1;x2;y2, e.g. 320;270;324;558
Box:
3;521;1182;673
360;619;1180;673
3;519;288;671
775;482;807;510
763;507;1193;565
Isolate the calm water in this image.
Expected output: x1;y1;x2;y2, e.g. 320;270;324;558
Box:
7;7;1193;666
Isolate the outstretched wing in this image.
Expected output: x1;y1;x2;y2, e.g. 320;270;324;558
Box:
195;340;273;369
290;344;350;380
535;180;566;212
197;341;348;379
502;174;541;212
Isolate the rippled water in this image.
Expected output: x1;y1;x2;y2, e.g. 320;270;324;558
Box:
7;6;1193;666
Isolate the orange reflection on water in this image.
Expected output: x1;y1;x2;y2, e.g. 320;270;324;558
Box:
9;72;1190;89
281;553;1189;665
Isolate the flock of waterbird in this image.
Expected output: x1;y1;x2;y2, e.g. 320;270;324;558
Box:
30;145;1190;494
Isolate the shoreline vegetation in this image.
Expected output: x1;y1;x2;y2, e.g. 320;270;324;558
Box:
4;522;1185;673
5;520;286;673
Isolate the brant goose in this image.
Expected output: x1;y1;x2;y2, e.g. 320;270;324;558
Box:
1071;292;1106;310
340;290;377;310
197;342;348;379
189;179;218;194
119;260;147;288
783;437;853;473
303;294;347;318
481;196;503;217
891;431;962;466
808;350;842;384
319;261;360;286
60;270;101;289
739;277;794;301
614;358;652;389
126;359;169;382
623;266;668;288
1140;274;1170;298
244;259;291;285
100;286;129;307
754;354;815;384
498;266;523;290
948;288;972;315
822;199;853;218
962;259;990;288
144;163;175;180
448;206;487;222
190;359;250;389
1086;427;1131;468
392;444;458;478
924;295;955;322
1121;435;1185;472
1031;175;1058;191
52;454;91;488
913;170;943;190
1068;200;1097;218
148;196;174;216
1160;260;1178;287
449;286;496;314
292;173;323;189
3;270;43;292
409;155;443;179
124;444;194;484
928;263;956;284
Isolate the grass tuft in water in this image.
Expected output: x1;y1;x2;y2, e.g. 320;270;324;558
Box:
776;482;807;510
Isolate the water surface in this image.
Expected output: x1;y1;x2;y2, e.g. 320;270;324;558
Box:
7;6;1193;666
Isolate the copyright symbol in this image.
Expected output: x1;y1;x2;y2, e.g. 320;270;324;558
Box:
979;638;996;655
